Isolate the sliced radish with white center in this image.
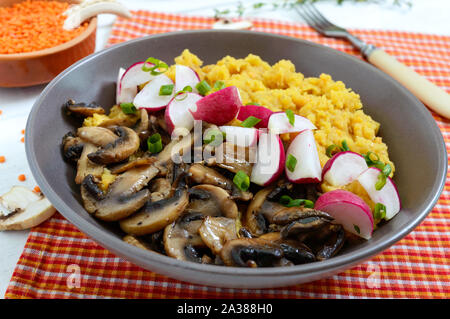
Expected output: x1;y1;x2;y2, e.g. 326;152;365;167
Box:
133;74;174;111
117;62;155;104
237;105;273;129
165;92;203;134
315;189;374;239
116;67;126;105
175;65;200;93
268;112;316;134
191;86;241;126
250;132;285;186
219;126;259;147
357;167;401;220
285;129;321;183
322;151;368;186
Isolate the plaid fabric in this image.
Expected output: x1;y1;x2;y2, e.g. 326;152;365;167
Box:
6;11;450;299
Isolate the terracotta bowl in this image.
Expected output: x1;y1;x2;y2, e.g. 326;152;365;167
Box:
0;0;97;88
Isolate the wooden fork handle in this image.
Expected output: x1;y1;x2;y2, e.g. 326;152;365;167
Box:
367;48;450;119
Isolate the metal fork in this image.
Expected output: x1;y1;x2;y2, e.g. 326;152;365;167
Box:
295;3;450;119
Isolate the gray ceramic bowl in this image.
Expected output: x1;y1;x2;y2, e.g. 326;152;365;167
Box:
26;30;447;288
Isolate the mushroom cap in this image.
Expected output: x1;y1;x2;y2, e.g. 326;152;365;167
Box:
62;132;84;162
64;99;105;117
220;238;283;267
81;174;151;222
163;212;207;262
119;182;189;236
77;126;118;147
188;164;253;201
198;216;237;255
87;126;140;164
187;184;238;219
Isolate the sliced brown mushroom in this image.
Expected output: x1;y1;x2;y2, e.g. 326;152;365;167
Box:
198;216;237;255
134;108;149;134
188;164;252;201
154;134;193;176
150;178;172;202
77;126;118;147
206;142;253;175
220;238;283;267
259;232;316;265
109;156;157;174
271;207;333;226
163;212;209;263
75;143;104;184
87;126;140;164
119;177;189;236
81;163;158;220
187;184;238;219
315;224;345;261
243;186;286;236
64;99;105;117
123;235;152;251
81;173;151;221
62;132;84;162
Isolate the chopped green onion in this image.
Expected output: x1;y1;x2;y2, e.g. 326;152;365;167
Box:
196;80;212;96
382;163;392;177
374;203;387;220
159;84;174;96
245;102;260;106
375;173;387;190
279;195;314;208
204;129;225;146
182;85;193;92
142;57;169;75
326;144;341;157
120;103;137;114
353;224;361;234
363;151;381;166
213;80;226;90
303;200;315;208
147;133;163;153
279;195;293;206
233;171;250;191
341;140;350;151
285;109;295;126
286;154;297;172
241;116;261;128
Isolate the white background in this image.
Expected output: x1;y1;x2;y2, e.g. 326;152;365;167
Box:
1;0;449;298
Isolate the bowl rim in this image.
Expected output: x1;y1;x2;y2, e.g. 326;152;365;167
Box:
0;17;97;60
26;30;447;280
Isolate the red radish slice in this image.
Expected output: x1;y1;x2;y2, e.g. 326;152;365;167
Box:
315;189;374;239
133;74;174;111
219;126;259;147
322;151;368;186
191;86;241;126
237;105;273;129
357;167;401;220
250;132;285;186
285;129;321;183
268;112;316;134
175;65;200;93
116;67;126;104
165;92;203;134
117;62;155;104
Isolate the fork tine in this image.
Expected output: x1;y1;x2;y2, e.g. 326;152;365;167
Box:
294;5;325;33
302;3;334;29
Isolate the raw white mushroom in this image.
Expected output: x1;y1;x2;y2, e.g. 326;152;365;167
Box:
63;0;132;30
0;186;56;231
212;19;253;30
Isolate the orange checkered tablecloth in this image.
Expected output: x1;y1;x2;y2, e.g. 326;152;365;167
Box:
5;11;450;299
